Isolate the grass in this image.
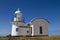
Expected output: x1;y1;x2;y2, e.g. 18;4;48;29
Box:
0;36;60;40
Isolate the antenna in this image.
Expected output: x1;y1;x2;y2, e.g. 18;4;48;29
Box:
17;8;20;11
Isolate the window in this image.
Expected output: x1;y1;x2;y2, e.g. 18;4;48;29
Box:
40;26;42;34
18;17;20;21
27;31;29;33
16;28;18;32
31;27;32;34
14;14;17;17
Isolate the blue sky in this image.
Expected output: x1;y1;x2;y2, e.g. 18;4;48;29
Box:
0;0;60;36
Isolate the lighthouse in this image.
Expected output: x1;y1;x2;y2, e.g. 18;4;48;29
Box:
11;8;49;37
11;8;25;36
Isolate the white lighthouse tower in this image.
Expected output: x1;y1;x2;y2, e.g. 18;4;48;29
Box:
11;8;25;36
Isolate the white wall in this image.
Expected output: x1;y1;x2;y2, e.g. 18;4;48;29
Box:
30;18;48;36
11;24;19;36
19;27;32;36
30;25;34;36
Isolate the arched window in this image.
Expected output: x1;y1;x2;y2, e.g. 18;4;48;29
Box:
40;26;42;34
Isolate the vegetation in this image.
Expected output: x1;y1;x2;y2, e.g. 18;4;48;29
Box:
0;36;60;40
6;34;11;37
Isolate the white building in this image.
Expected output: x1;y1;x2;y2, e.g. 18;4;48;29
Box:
11;8;49;36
